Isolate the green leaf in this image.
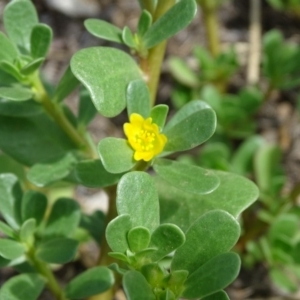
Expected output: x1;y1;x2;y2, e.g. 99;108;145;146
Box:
106;215;132;253
148;223;185;262
73;159;123;188
167;270;189;296
182;252;240;298
0;61;24;81
159;171;258;232
123;270;156;300
0;273;44;300
126;79;151;118
0;32;18;63
0;221;15;238
84;19;123;43
128;226;151;252
108;262;128;275
0;99;43;117
0;239;25;260
36;237;78;264
269;214;298;243
117;172;159;233
4;0;38;53
0;154;25;180
20;57;45;75
19;218;36;244
108;252;129;263
0;113;76;166
80;211;105;244
141;263;166;287
44;198;81;237
78;88;97;126
153;158;219;195
53;66;80;103
270;267;298;293
201;291;229;300
122;26;136;48
71;47;142;117
65;266;114;299
163;100;216;152
231;136;264;175
254;144;282;194
21;191;47;225
0;68;19;87
168;57;199;88
0;87;33;101
98;138;135;174
143;0;197;48
0;174;23;230
27;153;77;187
137;10;152;37
150;104;168;130
0;256;10;268
138;0;156;14
171;210;240;274
30;24;52;58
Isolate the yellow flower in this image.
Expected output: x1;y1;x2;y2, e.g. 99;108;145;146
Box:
124;113;167;162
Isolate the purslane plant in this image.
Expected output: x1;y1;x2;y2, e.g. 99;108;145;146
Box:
0;1;258;299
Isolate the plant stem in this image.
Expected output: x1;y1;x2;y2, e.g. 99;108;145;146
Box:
138;0;156;14
98;185;118;266
247;0;261;86
89;186;118;300
201;0;220;57
30;73;97;159
140;0;175;106
27;249;67;300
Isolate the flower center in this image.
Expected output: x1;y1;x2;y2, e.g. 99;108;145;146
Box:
134;129;156;151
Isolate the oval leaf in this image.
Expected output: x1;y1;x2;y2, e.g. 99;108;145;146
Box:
0;32;18;63
73;159;123;188
153;158;220;195
126;79;151;119
36;237;78;264
4;0;38;52
117;172;159;233
143;0;197;48
128;226;151;253
84;19;123;43
44;198;80;237
0;239;25;260
21;191;47;225
30;24;52;58
0;87;33;101
98;138;135;174
0;273;44;300
123;270;155;300
0;174;23;230
171;210;240;274
71;47;142;117
163;100;216;152
106;214;132;253
65;266;114;299
182;252;240;298
158;171;258;232
148;223;185;262
27;153;77;187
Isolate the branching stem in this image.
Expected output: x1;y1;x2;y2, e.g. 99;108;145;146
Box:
201;0;220;57
30;73;97;159
27;249;67;300
140;0;175;106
